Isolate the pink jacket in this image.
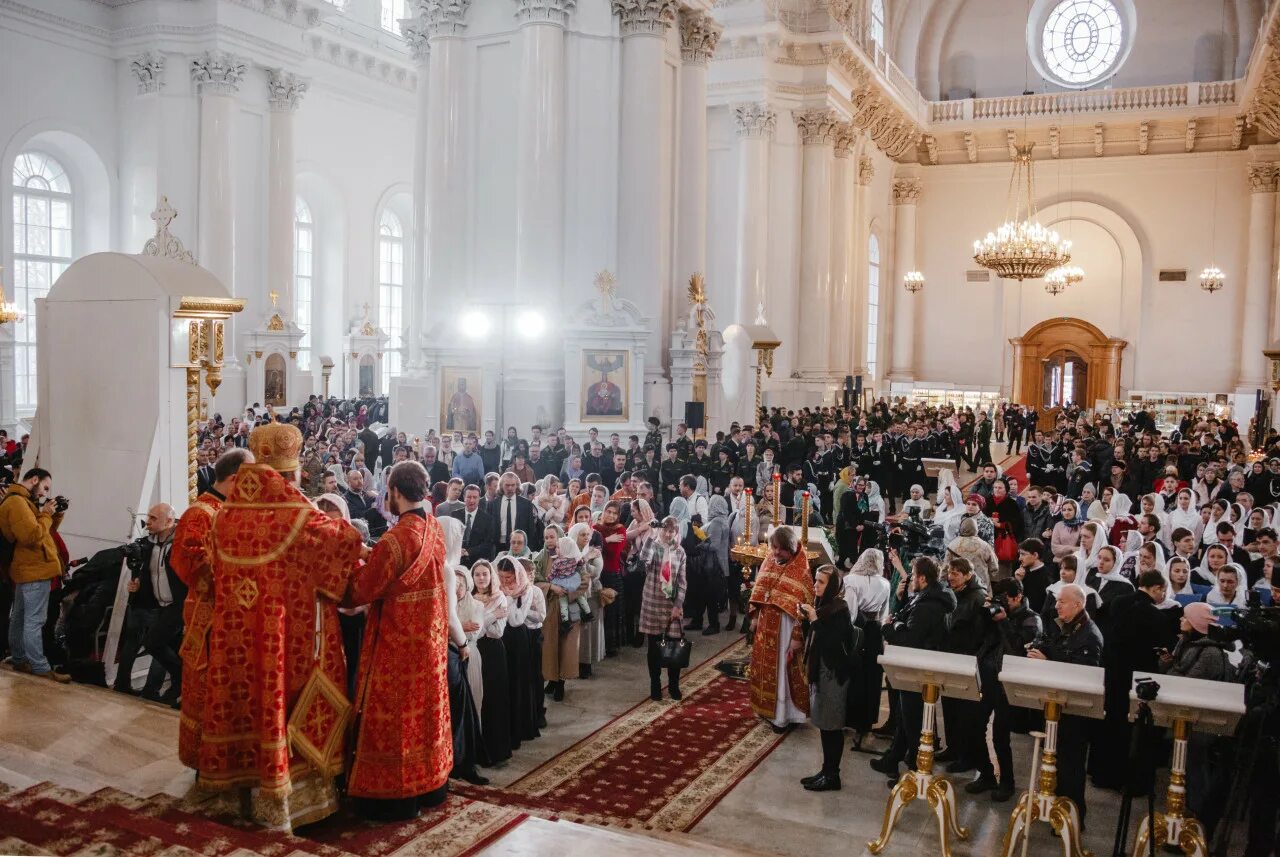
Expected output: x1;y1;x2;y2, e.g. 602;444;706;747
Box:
1050;521;1081;561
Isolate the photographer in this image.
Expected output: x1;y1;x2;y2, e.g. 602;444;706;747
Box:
2;468;70;683
1027;583;1103;826
969;578;1042;801
937;557;989;777
113;504;185;705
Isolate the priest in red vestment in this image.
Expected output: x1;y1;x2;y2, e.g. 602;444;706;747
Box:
193;423;366;831
748;527;814;730
171;448;253;769
347;460;458;821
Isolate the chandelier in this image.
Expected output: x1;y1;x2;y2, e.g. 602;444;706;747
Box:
1044;268;1068;296
903;271;924;293
973;143;1071;281
1200;266;1225;293
0;268;23;325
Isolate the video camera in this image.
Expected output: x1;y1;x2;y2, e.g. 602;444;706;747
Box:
120;536;150;571
1208;601;1280;664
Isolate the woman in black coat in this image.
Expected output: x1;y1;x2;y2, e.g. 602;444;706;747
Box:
799;564;860;792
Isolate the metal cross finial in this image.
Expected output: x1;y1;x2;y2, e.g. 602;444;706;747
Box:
151;196;178;232
269;289;279;307
687;272;707;306
593;269;617;300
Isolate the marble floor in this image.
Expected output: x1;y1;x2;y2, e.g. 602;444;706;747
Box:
0;635;1148;857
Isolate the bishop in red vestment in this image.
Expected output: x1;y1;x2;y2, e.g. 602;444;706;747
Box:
347;460;455;821
171;448;253;769
194;424;365;831
748;528;814;728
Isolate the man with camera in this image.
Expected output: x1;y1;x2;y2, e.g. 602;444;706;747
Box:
937;557;989;778
113;504;185;704
2;468;70;683
969;577;1042;801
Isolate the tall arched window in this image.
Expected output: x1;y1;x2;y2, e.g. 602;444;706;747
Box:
294;197;313;371
11;152;72;411
870;0;886;48
866;234;880;382
380;0;407;33
378;209;404;393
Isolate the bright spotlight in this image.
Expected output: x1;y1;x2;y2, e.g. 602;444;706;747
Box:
460;309;491;339
517;309;545;340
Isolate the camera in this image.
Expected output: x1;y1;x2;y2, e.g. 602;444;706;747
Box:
1134;677;1160;702
53;495;69;514
1208;604;1280;663
988;594;1009;618
649;519;663;529
120;537;147;568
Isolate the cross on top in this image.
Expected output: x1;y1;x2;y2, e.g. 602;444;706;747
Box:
269;289;279;307
150;196;178;232
593;270;617;300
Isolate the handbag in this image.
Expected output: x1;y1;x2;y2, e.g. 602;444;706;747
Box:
657;618;692;669
994;528;1019;563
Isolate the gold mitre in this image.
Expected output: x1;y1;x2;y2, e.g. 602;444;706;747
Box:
249;423;303;473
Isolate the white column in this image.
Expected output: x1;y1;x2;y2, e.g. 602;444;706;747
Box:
612;0;677;385
1242;161;1278;391
674;10;721;308
829;124;855;377
402;22;430;370
514;0;572;307
850;151;873;379
794;109;837;379
887;174;921;384
265;69;306;321
420;1;472;325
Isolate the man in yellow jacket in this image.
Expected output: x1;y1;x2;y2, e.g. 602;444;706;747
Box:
2;467;70;682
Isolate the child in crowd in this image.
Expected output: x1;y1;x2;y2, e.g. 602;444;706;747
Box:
550;536;594;632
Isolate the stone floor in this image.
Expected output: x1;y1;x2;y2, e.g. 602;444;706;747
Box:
0;632;1143;857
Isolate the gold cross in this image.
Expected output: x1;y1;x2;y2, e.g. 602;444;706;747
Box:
593;270;617;300
268;289;279;307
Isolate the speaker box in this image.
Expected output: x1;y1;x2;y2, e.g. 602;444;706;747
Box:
684;401;705;431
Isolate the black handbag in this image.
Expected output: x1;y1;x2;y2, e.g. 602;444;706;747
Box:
658;618;693;669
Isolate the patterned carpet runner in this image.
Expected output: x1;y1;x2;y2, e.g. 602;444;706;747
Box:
0;780;525;857
455;640;787;833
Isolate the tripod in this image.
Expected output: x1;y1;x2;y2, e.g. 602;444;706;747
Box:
1111;700;1158;857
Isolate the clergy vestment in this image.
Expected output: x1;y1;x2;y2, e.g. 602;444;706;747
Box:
196;464;364;830
170;489;223;770
748;548;814;726
347;511;454;803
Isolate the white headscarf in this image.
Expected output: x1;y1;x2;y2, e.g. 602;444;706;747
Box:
1093;545;1130;586
867;481;887;522
1206;562;1247;608
1109;493;1133;525
1074;520;1107;574
441;514;464;568
1166;556;1198;596
1194;543;1230;587
1167;488;1201;536
316;492;351;521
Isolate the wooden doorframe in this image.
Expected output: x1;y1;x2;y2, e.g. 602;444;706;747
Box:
1010;317;1126;410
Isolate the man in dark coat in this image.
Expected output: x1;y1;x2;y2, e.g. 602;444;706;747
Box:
938;557;989;776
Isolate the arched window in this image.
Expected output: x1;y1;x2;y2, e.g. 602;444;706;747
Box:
866;235;880;382
378;209;404;393
870;0;886;48
380;0;407;33
294;197;313;371
11;152;72;412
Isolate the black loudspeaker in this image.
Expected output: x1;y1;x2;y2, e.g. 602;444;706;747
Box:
684;401;706;431
854;375;863;394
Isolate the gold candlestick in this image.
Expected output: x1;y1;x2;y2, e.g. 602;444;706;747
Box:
801;490;811;547
772;473;781;530
743;488;753;545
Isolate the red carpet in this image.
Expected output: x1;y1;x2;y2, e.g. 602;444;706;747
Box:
0;780;525;857
456;640;785;832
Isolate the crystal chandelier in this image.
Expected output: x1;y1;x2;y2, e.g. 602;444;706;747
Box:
1200;266;1225;293
1044;268;1068;296
973;143;1071;281
0;268;24;325
903;271;925;293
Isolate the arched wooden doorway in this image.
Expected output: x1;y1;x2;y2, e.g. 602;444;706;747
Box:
1010;318;1126;412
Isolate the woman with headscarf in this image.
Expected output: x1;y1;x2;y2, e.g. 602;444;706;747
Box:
622;498;658;648
454;565;485;713
836;475;875;565
1194;542;1230;587
988;478;1024;570
798;564;857;792
946;517;1000;590
701;494;733;633
568;521;606;677
1073;520;1107;579
844;549;889;746
936;480;967;543
832;467;854;526
1085;545;1134;629
867;481;888;523
497;554;546;747
470;559;512;766
533;476;568;529
959;494;996;544
531;524;581;703
638;516;688;701
1167;488;1203;544
448;565;490;779
1049;498;1083;563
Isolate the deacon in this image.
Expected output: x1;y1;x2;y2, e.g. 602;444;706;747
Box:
170;447;252;769
194;424;366;831
748;527;814;731
346;460;459;821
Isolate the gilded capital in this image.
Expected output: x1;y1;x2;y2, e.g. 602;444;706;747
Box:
413;0;473;38
679;10;723;65
893;176;922;205
611;0;678;37
734;101;777;140
266;69;308;112
1249;161;1280;193
514;0;576;27
190;50;247;96
794;108;839;146
131;51;166;95
833;123;855;159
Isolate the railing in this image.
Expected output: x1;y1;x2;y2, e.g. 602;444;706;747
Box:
929;80;1239;124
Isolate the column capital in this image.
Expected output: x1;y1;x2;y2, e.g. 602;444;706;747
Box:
1249;161;1280;193
266;68;308;112
190;50;247;96
611;0;678;37
413;0;473;38
794;108;839;146
833;122;855;158
400;15;431;63
858;155;875;185
514;0;576;27
679;9;723;65
734;101;777;139
130;51;165;95
892;176;921;204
